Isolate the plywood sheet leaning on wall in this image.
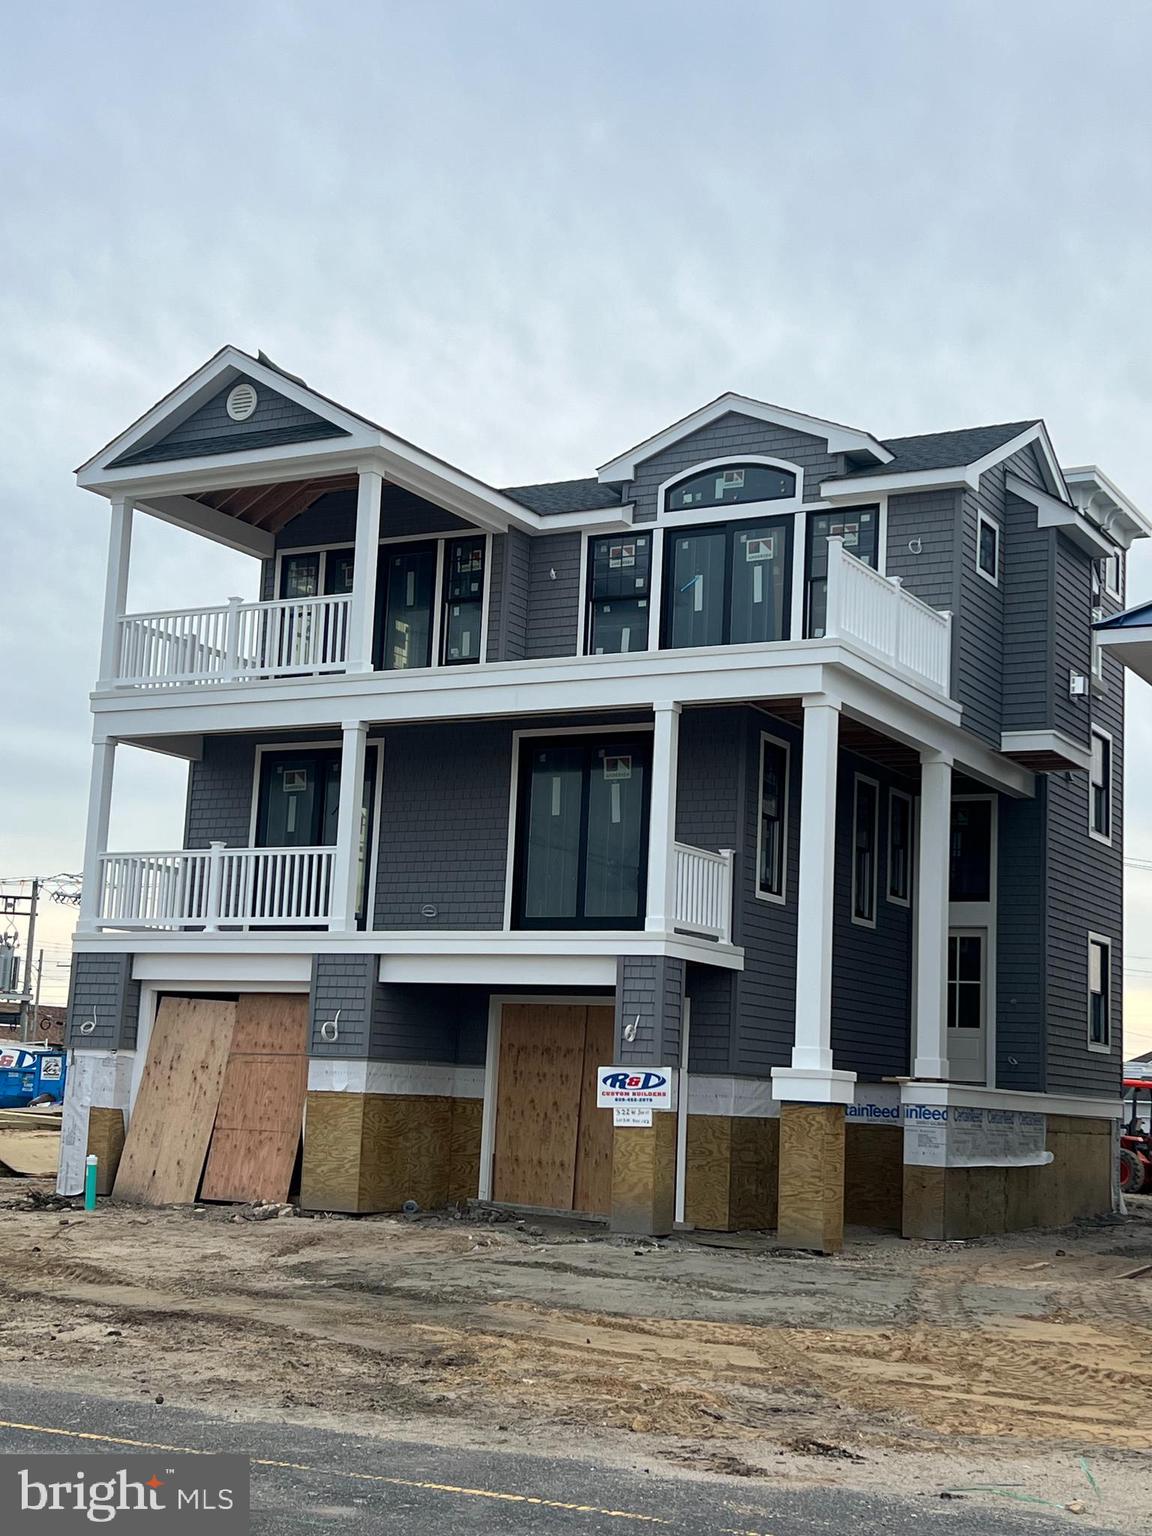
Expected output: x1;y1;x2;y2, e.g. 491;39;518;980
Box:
493;1004;585;1210
201;993;309;1205
113;997;236;1205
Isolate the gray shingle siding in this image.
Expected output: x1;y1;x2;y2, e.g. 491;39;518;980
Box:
110;377;348;467
885;490;961;669
614;955;684;1067
1052;534;1093;746
956;470;1007;746
184;735;259;848
525;532;582;658
626;413;841;518
487;529;530;662
369;984;486;1064
66;952;139;1050
310;953;376;1058
1002;492;1053;733
996;789;1047;1091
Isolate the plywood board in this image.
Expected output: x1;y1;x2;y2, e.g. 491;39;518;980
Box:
493;1004;585;1210
777;1103;845;1254
86;1107;126;1195
360;1093;452;1211
0;1130;59;1177
201;993;308;1204
113;997;236;1205
573;1006;614;1216
610;1112;677;1235
300;1091;366;1213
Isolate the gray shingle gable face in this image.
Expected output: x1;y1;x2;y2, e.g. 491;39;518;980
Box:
109;375;349;467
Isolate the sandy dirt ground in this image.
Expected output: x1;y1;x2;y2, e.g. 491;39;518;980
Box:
0;1180;1149;1529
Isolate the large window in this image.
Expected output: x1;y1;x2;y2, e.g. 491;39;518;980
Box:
805;507;880;638
665;462;796;514
1090;728;1112;842
585;534;652;654
949;799;992;902
888;789;913;905
441;536;486;665
977;513;1000;584
1089;935;1112;1049
756;735;789;902
662;519;792;651
513;737;650;929
376;543;437;670
851;776;879;926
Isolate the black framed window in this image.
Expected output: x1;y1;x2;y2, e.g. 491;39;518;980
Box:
325;547;355;595
1089;937;1111;1047
513;737;650;929
662;519;791;651
888;790;913;903
949;800;992;902
1090;729;1112;840
280;552;320;599
441;536;486;665
586;534;652;654
757;736;789;900
666;462;796;514
375;542;436;670
805;507;879;638
851;776;879;925
948;934;984;1030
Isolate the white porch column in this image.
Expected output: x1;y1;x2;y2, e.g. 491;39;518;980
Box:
330;720;369;931
913;751;952;1079
772;696;855;1103
77;737;117;930
347;468;383;672
645;701;681;932
97;496;133;686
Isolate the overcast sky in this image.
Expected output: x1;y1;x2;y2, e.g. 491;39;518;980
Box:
1;0;1150;1031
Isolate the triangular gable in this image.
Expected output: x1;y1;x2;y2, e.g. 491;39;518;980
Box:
107;374;349;467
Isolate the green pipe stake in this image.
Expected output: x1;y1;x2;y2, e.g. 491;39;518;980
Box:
84;1154;98;1212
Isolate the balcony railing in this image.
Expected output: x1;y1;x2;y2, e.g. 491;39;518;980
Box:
672;843;735;942
96;843;334;929
115;595;352;687
826;536;952;694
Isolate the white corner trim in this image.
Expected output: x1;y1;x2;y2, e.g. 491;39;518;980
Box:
770;1066;857;1105
596;393;892;482
999;729;1093;771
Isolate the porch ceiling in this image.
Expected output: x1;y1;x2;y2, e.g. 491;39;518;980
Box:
195;474;358;534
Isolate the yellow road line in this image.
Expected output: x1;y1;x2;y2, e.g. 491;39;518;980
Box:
0;1418;774;1536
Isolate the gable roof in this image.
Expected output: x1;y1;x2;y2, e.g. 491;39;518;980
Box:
855;421;1041;476
596;392;893;481
502;477;623;515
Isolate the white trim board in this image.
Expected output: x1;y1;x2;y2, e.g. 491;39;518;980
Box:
130;953;312;984
307;1060;484;1099
901;1081;1122;1120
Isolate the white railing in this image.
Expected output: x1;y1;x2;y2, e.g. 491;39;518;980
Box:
115;594;352;687
672;843;735;942
96;843;334;929
826;536;952;694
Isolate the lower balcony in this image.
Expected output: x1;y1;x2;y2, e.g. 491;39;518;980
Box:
91;841;736;944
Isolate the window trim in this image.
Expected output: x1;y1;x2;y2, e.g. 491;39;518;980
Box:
657;455;804;526
755;732;791;905
850;773;880;929
1103;550;1123;600
1087;931;1113;1053
659;514;795;651
976;510;1000;587
887;787;914;907
1088;725;1113;846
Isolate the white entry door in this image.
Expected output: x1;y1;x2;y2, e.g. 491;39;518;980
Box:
947;929;987;1084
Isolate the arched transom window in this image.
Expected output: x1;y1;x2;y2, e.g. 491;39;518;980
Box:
666;462;797;514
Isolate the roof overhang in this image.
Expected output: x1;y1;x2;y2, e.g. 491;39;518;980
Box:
1005;472;1114;557
1000;728;1092;774
1095;605;1152;686
595;392;893;483
1062;466;1152;550
76;346;547;539
821;424;1068;504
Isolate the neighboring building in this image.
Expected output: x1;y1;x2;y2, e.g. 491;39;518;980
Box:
62;347;1151;1244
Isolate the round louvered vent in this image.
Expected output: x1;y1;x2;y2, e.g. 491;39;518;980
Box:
226;382;258;421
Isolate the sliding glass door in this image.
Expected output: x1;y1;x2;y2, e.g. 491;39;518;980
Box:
255;747;376;926
514;738;650;929
375;543;437;671
663;518;792;650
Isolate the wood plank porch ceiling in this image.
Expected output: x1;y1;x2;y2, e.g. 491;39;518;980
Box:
194;475;358;534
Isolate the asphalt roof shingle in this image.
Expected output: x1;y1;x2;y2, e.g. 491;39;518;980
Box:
860;421;1039;476
500;477;623;514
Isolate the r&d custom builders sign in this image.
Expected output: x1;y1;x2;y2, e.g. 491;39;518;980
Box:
597;1067;676;1127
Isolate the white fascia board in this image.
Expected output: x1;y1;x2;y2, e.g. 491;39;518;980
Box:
900;1081;1122;1120
595;392;892;482
131;952;312;984
1006;472;1114;557
968;423;1064;498
1000;728;1092;771
1096;629;1152;686
1063;464;1152;546
821;465;973;500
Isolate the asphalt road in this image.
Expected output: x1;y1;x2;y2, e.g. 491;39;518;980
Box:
0;1383;1110;1535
